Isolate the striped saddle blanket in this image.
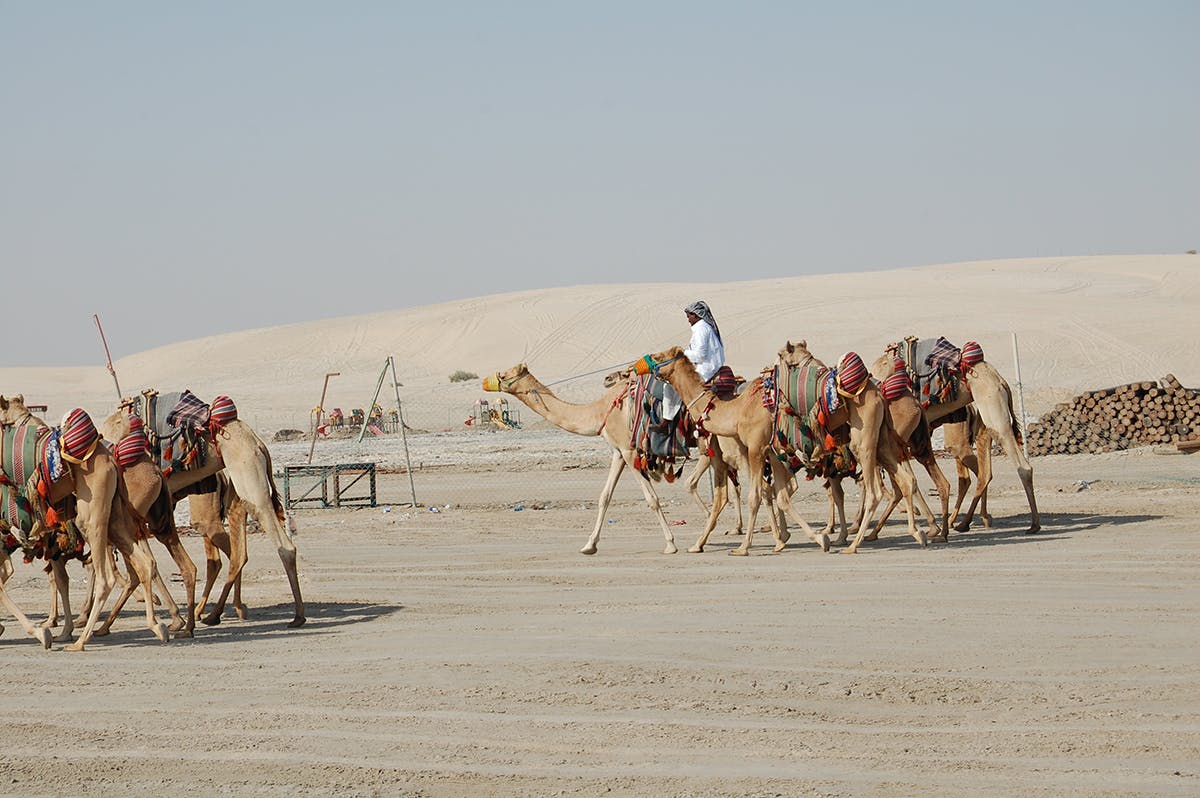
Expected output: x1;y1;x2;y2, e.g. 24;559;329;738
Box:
627;374;690;479
764;364;857;480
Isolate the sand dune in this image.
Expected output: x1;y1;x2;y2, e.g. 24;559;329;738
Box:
3;254;1197;433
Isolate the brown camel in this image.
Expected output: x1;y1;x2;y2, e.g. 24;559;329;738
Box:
635;347;832;556
869;340;1039;534
602;367;749;536
1;395;197;640
0;398;168;650
100;400;304;627
483;363;742;554
772;341;938;552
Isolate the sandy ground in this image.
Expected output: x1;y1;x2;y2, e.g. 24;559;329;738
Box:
1;433;1198;798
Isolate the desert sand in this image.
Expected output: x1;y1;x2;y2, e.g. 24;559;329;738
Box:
1;254;1198;797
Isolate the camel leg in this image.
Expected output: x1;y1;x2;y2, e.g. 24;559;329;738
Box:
971;371;1040;533
688;472;730;553
888;459;932;547
920;455;951;541
758;457;829;553
158;533;197;637
730;447;765;556
46;560;75;642
43;567;60;630
202;510;249;625
843;457;887;555
113;537;170;644
96;559;139;636
685;453;714;520
0;580;53;649
961;429;995;529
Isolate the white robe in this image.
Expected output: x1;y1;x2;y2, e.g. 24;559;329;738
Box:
663;320;725;419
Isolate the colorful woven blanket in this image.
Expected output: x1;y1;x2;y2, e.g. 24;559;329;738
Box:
627;374;690;480
766;364;858;481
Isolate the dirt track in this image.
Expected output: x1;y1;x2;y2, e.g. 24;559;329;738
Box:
2;446;1198;797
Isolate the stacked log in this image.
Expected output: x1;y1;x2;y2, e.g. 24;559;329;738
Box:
1026;374;1200;455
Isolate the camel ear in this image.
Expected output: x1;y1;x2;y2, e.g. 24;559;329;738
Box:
798;339;806;348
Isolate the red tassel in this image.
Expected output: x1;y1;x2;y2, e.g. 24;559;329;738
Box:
37;477;48;498
163;444;173;461
824;433;836;451
45;507;60;528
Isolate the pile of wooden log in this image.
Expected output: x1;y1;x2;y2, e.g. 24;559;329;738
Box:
1026;374;1199;455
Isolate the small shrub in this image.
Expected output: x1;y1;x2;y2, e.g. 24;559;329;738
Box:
449;370;479;383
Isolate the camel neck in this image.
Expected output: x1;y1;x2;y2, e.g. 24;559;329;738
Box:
506;378;616;436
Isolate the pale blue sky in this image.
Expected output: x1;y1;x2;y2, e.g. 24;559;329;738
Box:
3;2;1197;365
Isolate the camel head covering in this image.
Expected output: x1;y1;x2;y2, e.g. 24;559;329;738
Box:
684;300;722;345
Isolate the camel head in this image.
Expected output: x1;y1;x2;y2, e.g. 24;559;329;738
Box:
633;346;690;381
777;339;821;368
100;406;134;443
481;363;533;394
868;343;902;382
0;394;30;425
603;366;635;388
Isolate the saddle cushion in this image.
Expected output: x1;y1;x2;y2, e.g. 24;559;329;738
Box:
60;408;100;463
706;366;737;400
960;340;984;371
115;430;152;470
210;395;238;429
835;352;868;396
881;371;912;403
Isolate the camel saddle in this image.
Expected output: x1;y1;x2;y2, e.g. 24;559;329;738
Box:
626;374;690;480
128;390;216;497
895;336;968;410
763;364;857;481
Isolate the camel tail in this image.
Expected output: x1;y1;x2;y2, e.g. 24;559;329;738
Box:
1000;379;1024;446
261;444;288;528
148;479;176;538
909;412;934;462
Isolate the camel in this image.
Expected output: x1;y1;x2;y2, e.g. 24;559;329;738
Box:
634;346;836;556
771;341;938;552
100;396;304;628
0;398;168;650
869;340;1040;534
1;395;196;639
602;367;749;537
482;363;738;554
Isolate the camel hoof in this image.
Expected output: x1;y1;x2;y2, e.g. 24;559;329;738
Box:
234;606;249;621
841;547;859;555
40;618;59;629
663;544;678;555
168;618;186;633
37;627;52;649
201;613;222;627
773;542;786;553
820;534;831;552
1025;526;1041;535
687;545;704;554
953;521;971;533
53;629;74;643
65;639;86;652
153;623;170;643
728;548;749;557
778;529;791;544
579;546;597;556
93;626;111;637
174;628;194;639
288;616;307;628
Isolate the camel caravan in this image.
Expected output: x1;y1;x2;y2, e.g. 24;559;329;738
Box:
485;332;1038;557
0;390;303;651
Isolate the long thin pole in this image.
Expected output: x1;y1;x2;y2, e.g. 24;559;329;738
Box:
389;355;418;506
357;361;390;444
308;372;340;464
93;314;122;400
1011;332;1029;459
